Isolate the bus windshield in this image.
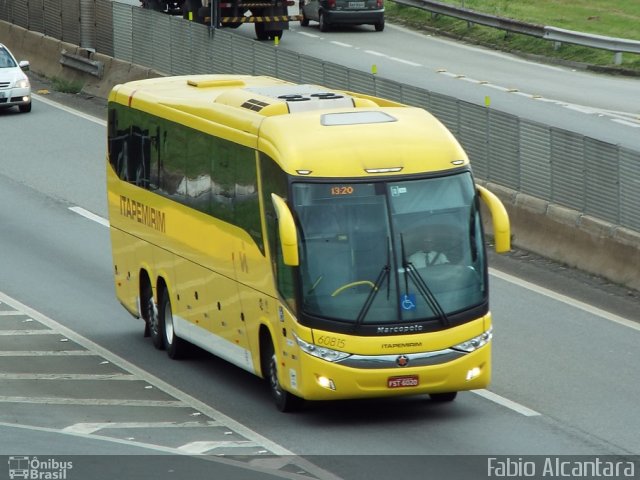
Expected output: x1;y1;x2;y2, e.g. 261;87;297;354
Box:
292;171;486;328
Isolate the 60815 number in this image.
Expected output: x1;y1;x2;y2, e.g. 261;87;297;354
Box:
316;335;346;349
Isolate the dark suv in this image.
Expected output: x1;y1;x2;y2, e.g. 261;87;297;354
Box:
300;0;385;32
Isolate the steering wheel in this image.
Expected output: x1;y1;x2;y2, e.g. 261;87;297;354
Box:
331;280;376;297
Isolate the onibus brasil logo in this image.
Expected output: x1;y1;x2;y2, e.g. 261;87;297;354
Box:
8;456;72;479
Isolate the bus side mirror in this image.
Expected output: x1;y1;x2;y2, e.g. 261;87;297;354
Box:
271;194;300;266
476;185;511;253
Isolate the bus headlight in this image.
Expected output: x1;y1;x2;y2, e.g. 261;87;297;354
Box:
466;366;482;380
293;332;351;363
452;328;492;353
316;375;336;390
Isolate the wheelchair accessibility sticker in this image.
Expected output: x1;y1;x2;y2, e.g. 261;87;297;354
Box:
401;293;417;311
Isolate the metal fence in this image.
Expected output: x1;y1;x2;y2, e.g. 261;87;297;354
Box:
2;0;639;233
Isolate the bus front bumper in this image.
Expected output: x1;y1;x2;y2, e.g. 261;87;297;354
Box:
288;343;491;401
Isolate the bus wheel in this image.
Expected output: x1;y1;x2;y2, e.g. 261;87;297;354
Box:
160;289;188;360
429;392;457;402
142;281;164;350
266;342;301;412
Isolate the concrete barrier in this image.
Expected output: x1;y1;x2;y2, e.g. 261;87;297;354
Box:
480;180;640;292
2;20;638;293
0;22;162;98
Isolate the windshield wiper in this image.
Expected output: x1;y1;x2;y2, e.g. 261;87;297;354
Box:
400;234;450;327
353;238;391;331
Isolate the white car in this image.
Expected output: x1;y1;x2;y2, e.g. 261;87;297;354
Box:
0;43;31;113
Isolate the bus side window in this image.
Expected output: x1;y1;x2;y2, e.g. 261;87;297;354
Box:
260;153;296;310
159;125;186;198
148;125;161;190
129;125;150;188
184;131;212;212
210;142;235;224
107;105;128;178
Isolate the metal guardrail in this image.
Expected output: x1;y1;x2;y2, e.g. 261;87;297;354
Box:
393;0;640;65
393;0;545;38
544;27;640;65
60;49;104;78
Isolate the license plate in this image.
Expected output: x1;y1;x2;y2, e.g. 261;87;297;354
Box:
387;375;419;388
348;1;365;8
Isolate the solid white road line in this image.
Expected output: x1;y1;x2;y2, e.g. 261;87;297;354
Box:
63;420;223;435
472;389;540;417
68;206;110;227
33;93;106;126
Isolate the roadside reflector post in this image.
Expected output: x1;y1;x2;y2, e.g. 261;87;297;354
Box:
614;51;622;65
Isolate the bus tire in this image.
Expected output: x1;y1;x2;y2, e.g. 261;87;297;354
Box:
160;288;188;359
429;392;457;402
264;340;301;412
142;278;164;350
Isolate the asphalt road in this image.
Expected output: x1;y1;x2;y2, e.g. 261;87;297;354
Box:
0;75;639;479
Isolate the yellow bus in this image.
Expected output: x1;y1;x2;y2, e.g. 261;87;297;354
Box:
107;74;510;411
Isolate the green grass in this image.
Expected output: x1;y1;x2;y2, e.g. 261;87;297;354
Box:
386;0;640;72
49;76;84;94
